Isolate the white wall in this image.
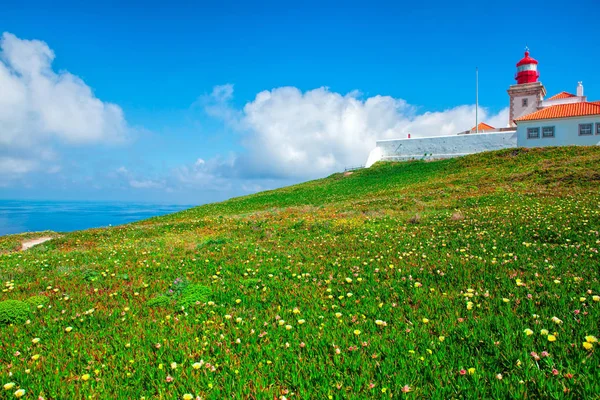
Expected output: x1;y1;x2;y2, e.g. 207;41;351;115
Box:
513;93;540;121
517;116;600;147
541;96;586;107
366;131;517;166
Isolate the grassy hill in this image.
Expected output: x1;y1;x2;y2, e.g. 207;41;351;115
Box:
1;146;599;399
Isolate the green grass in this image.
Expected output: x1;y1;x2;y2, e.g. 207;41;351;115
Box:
1;146;600;399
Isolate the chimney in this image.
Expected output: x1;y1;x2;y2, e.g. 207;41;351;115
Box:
577;81;584;97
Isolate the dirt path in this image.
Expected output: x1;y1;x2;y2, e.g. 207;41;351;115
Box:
21;237;53;251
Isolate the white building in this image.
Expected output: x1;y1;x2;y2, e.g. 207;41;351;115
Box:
366;50;599;167
516;102;600;147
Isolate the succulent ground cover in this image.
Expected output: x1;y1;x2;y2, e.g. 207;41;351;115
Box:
1;147;599;399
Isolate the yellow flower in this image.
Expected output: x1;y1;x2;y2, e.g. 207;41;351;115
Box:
4;382;15;390
547;334;557;342
354;329;361;335
583;342;593;350
31;354;40;361
466;302;473;310
593;295;600;302
65;326;73;332
293;307;300;314
183;394;194;400
285;325;292;330
502;298;510;303
345;278;352;283
540;329;549;336
468;368;475;375
579;297;586;302
298;319;305;324
438;336;445;342
32;338;40;344
14;389;25;398
81;374;90;381
524;329;533;336
585;335;598;343
422;318;429;324
235;299;241;304
192;362;203;369
335;313;342;318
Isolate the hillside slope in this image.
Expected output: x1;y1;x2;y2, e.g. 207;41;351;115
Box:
1;147;600;399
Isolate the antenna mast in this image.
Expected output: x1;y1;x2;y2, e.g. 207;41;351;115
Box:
475;67;479;134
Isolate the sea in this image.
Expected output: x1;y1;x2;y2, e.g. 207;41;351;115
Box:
0;200;192;236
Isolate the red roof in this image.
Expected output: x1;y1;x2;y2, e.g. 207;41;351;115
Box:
546;92;577;101
470;122;495;132
515;102;600;122
516;51;538;67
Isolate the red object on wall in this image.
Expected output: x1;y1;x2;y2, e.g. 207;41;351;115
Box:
515;50;539;84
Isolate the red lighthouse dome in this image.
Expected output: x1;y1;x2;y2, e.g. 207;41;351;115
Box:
515;48;539;84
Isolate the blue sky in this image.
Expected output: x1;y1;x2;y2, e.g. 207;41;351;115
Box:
1;0;598;204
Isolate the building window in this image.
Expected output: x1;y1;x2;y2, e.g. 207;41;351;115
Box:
542;126;555;138
522;98;528;107
596;123;600;135
579;123;593;136
527;127;540;139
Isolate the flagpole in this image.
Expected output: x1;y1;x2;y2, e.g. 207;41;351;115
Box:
476;67;479;133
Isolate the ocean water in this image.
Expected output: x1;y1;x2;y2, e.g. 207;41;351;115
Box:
0;200;192;236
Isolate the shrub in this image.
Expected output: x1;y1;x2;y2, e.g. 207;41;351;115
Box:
146;296;171;308
25;295;49;308
178;284;211;308
0;300;31;325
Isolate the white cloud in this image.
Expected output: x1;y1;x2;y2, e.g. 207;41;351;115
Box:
199;84;244;129
205;85;509;180
129;179;164;189
0;32;129;180
172;155;237;191
0;156;37;174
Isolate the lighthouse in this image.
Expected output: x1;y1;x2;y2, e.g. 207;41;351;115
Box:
507;48;546;127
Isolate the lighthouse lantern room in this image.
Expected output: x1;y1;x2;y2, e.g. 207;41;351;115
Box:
515;48;539;84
